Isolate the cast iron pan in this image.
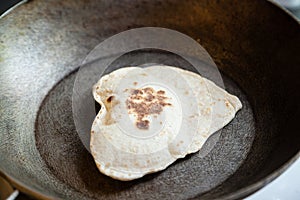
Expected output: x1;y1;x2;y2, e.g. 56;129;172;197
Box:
0;0;299;199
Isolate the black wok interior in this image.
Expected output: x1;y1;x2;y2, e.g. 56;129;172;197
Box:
0;0;299;199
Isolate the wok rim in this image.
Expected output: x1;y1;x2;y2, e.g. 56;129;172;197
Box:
0;0;299;199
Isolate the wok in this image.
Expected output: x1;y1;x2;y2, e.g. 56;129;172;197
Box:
0;0;300;199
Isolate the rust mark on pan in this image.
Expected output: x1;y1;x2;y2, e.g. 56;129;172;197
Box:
126;87;172;130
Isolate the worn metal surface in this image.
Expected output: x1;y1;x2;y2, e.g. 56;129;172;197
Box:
0;0;300;199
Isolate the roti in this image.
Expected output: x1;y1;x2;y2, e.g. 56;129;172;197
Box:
90;65;242;180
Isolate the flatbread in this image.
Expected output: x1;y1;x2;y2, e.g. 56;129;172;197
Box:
90;65;242;180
